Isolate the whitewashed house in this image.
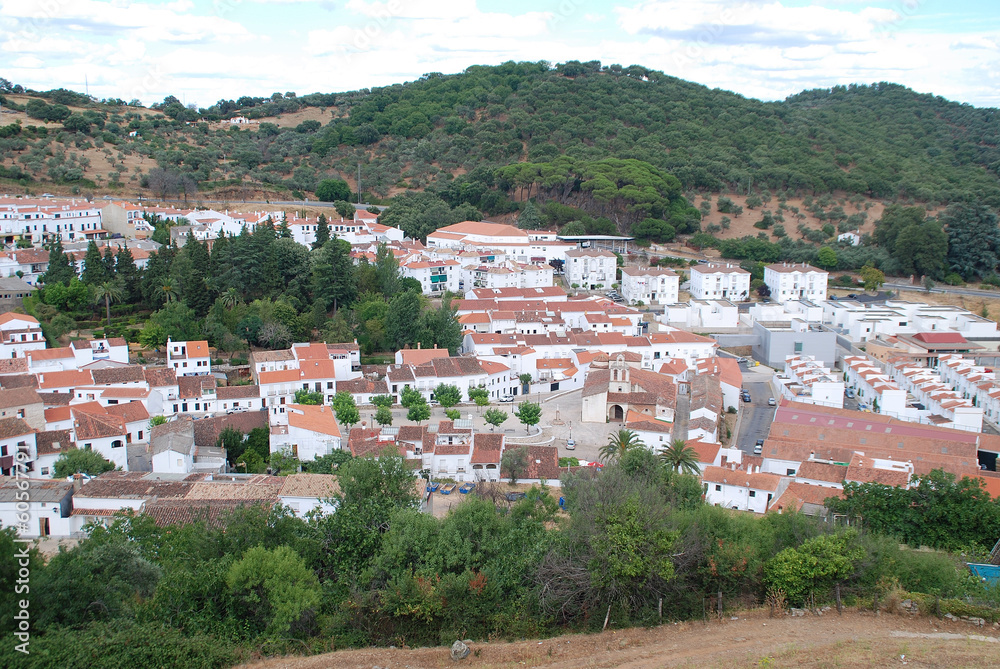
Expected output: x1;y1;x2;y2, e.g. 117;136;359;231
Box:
620;266;679;305
689;263;750;301
764;263;828;303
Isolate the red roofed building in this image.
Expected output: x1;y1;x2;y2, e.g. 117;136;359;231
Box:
167;338;211;377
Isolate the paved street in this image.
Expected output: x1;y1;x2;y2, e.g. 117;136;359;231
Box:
735;363;778;454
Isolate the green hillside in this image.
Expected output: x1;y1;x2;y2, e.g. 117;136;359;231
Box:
3;61;1000;212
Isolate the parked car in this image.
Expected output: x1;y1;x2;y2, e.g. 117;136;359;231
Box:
767;397;776;407
847;293;858;299
566;439;576;450
845;388;855;398
741;391;752;403
499;394;515;403
754;439;764;455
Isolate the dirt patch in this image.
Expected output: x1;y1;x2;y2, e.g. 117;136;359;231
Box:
236;609;1000;669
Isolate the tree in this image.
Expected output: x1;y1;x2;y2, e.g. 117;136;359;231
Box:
374;242;400;297
81;241;108;285
942;202;1000;280
561;220;587;236
35;541;160;628
407;402;431;424
513;400;541;433
816;246;838;270
294;389;323;405
333;391;360;428
385;290;422;350
315;178;351;202
52;449;116;478
42;238;76;285
269;448;302;476
600;428;643;463
312;213;330;250
311;238;355;312
433;383;462;408
519;373;533;391
517;200;542;229
923;276;936;292
375;405;393;426
764;531;864;606
399;385;424;408
92;278;124;328
859;263;885;292
371;394;393;409
158;277;178;304
500;445;529;484
444;408;461;420
468;387;490;413
745;194;763;209
225;545;320;638
658;438;700;474
334;200;355;219
483;408;508;431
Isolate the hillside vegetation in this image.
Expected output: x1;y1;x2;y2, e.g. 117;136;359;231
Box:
2;62;1000;207
4;64;1000;280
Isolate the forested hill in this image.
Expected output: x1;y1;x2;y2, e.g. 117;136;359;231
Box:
3;61;1000;209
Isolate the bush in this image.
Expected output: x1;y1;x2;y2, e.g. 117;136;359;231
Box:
943;273;964;286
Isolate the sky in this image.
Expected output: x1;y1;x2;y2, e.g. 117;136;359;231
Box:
1;0;999;108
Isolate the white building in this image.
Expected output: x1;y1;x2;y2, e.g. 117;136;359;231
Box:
702;465;786;514
565;248;617;290
278;473;339;517
0;313;46;359
269;404;342;462
689;263;751;301
166;339;211;377
400;257;461;295
620;266;679;305
764;263;828;303
842;355;908;417
776;355;845;409
0;478;76;538
662;300;739;330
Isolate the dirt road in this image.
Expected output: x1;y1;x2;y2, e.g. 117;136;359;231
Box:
238;609;1000;669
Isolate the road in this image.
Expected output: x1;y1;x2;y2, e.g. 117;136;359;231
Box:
734;362;777;454
884;282;1000;299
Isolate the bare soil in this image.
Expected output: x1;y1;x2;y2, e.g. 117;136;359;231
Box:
237;609;1000;669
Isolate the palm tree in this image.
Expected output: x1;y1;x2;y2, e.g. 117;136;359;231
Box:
159;278;178;304
659;438;701;475
599;428;643;463
221;287;242;310
92;279;124;328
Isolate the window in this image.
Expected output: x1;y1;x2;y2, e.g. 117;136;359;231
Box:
715;484;721;491
41;467;49;475
138;431;143;441
749;490;756;498
793;342;803;353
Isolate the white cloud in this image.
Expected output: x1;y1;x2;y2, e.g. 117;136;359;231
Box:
0;0;250;43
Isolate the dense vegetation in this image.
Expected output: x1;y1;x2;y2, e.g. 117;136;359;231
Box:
2;450;997;668
25;222;461;356
5;61;1000;219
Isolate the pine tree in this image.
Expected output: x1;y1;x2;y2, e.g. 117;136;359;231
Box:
81;241;107;285
114;244;142;305
313;213;330;250
41;238;76;285
277;213;292;239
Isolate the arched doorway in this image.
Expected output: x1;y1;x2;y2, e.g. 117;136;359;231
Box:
609;404;624;421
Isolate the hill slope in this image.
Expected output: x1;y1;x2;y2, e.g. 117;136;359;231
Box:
2;62;1000;209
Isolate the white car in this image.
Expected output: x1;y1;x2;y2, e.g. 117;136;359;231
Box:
566;439;576;450
499;394;515;403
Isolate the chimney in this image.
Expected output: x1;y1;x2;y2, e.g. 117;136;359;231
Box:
72;473;83;492
417;342;421;349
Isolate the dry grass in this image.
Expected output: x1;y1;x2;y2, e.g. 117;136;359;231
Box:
236;609;1000;669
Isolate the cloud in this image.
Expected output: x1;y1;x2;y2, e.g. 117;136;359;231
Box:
0;0;250;43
